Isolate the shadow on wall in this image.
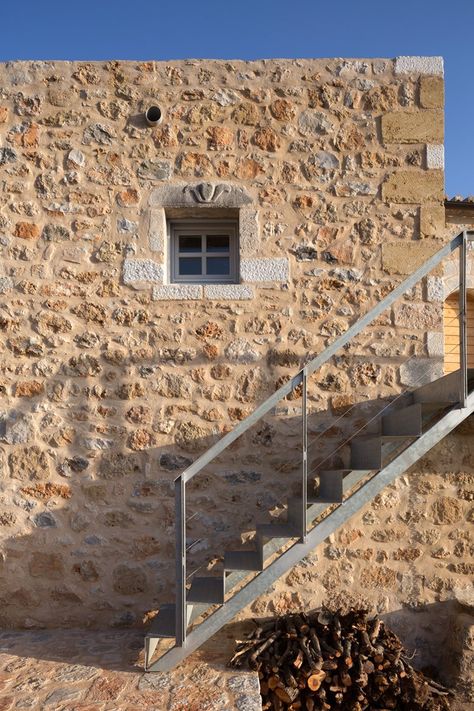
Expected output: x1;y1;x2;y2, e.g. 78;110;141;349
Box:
0;340;472;679
0;338;414;632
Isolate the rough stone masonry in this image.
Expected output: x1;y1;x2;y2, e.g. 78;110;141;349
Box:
0;57;472;682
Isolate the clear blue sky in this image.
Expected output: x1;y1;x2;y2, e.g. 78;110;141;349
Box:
1;0;472;197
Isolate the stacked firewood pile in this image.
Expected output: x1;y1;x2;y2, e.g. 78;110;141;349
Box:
229;609;452;710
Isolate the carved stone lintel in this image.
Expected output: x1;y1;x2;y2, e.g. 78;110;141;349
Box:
184;182;231;204
149;182;252;208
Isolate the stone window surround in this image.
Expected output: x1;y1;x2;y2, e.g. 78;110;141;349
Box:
121;182;290;300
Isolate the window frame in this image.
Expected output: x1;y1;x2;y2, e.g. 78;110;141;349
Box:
169;219;239;284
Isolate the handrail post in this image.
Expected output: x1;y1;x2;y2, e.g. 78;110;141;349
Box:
459;231;468;408
301;367;308;542
175;476;186;646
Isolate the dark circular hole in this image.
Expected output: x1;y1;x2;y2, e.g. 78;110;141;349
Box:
146;106;162;123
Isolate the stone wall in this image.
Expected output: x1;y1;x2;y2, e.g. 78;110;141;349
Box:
0;57;471;634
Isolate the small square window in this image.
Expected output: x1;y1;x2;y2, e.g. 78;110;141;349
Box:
170;220;238;284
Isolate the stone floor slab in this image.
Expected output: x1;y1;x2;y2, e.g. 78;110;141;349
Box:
0;627;262;711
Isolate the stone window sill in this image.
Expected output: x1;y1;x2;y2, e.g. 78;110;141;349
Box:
123;256;290;300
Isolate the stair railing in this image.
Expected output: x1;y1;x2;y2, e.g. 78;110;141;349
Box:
181;310;464;584
307;326;467;477
174;230;473;647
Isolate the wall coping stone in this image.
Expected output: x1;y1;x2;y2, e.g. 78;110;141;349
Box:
395;56;444;76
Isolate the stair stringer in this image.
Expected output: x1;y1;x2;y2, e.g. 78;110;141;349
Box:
148;395;474;671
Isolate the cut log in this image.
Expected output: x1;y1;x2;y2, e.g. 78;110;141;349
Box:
292;649;304;669
268;675;280;691
249;630;282;669
299;637;318;672
275;686;299;704
321;659;338;671
307;670;326;691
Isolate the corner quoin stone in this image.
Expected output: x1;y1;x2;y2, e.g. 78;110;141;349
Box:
426;145;444;170
394;56;444;76
420;76;444;109
382;241;441;275
382;170;444;204
240;257;289;283
381;110;444;144
420;205;446;238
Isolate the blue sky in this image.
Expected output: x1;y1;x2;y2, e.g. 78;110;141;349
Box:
1;0;472;196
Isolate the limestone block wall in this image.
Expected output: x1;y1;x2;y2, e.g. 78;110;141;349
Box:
0;56;471;631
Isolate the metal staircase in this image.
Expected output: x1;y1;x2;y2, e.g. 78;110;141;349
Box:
144;231;474;672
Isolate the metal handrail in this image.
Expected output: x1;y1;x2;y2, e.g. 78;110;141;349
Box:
308;335;468;478
176;231;471;486
173;229;473;647
304;308;464;461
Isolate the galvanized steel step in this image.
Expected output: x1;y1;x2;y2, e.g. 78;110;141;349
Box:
224;549;263;572
256;522;300;539
187;576;225;604
146;604;176;638
382;402;424;436
413;370;463;404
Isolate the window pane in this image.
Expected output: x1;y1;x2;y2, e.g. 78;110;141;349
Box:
207;256;230;275
179;257;202;275
207;235;229;252
179;236;202;253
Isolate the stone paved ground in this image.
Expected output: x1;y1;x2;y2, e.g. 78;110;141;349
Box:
0;626;471;711
0;626;262;711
